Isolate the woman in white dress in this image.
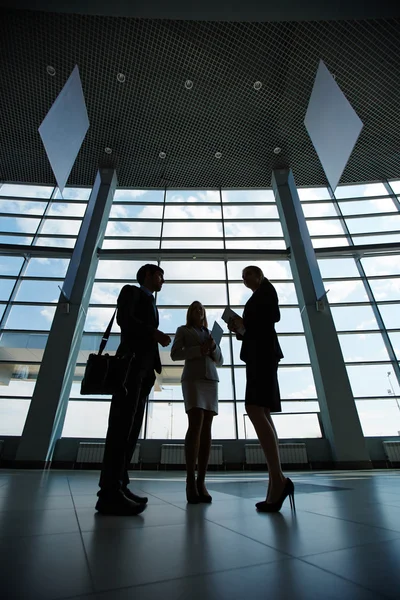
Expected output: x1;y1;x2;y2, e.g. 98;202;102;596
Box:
170;301;223;503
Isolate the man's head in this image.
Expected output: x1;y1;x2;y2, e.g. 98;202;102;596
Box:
242;265;264;291
136;264;165;293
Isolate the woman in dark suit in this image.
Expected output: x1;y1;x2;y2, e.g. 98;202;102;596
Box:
228;265;295;512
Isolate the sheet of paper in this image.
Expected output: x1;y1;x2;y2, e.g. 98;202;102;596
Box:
221;306;241;324
211;321;223;346
304;60;363;191
39;65;89;193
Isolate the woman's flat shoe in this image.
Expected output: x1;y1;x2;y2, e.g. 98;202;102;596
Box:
186;487;200;504
256;478;295;513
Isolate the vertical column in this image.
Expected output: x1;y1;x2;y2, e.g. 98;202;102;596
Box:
16;168;117;465
272;168;371;467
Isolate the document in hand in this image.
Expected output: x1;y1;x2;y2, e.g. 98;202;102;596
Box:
221;306;241;324
211;321;223;346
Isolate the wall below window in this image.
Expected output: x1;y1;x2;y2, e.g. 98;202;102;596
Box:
1;436;399;469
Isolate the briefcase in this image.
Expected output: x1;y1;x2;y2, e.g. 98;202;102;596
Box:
80;309;135;395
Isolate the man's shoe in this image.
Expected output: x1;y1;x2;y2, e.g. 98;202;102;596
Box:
122;487;148;504
95;490;146;516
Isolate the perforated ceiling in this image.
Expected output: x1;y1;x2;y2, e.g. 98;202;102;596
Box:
1;10;400;188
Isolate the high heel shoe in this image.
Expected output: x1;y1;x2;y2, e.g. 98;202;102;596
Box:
256;478;295;513
196;481;212;503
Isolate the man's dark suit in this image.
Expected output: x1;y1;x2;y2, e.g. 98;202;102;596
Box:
99;284;161;494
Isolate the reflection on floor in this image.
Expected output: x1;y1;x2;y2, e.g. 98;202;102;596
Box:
0;469;399;600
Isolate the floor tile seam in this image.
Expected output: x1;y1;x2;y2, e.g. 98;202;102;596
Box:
58;557;294;600
67;477;97;596
298;533;400;560
298;506;400;535
297;556;393;600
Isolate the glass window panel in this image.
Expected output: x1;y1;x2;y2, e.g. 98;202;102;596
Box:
282;401;320;413
158;284;227;306
24;258;70;278
105;220;162;237
389;180;400;194
0;199;47;216
356;400;400;436
0;278;16;301
218;368;234;399
47;203;86;218
0;184;54;198
236;403;321;439
219;336;231;365
5;305;56;330
40;219;81;236
335;183;388;199
162;222;222;238
328;280;369;303
331;305;379;331
339;198;397;215
0;379;36;397
0;399;30;435
232;336;243;365
54;187;91;200
109;204;163;219
95;260;154;280
14;280;61;303
166;190;220;203
311;236;349;248
276;307;304;333
226;240;287;250
90;282;123;305
62;401;111;437
223;204;278;218
306;219;344;236
159;308;189;333
378;304;400;329
347;364;400;397
301;203;337;217
0;256;24;275
346;215;400;234
369;278;400;301
339;333;390;362
114;189;164;203
229;282;296;305
227;260;292;280
161;240;224;249
278;366;317;399
159;261;225;280
84;307;118;332
145;401;187;439
353;233;400;245
222;190;275;203
0;216;40;233
228;284;252;306
37;237;76;248
318;258;360;278
164;205;222;219
224;221;283;237
102;239;161;249
388;332;400;357
361;256;400;276
279;336;310;364
0;303;5;321
297;187;331;200
210;402;236;439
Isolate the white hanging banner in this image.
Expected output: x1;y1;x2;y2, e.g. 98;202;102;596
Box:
39;65;89;194
304;60;363;192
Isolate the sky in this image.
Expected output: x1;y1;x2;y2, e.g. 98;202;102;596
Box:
0;182;399;440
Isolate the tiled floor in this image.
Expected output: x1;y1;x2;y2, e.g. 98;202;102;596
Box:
0;469;399;600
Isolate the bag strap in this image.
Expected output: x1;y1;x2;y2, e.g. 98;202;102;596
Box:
98;309;117;355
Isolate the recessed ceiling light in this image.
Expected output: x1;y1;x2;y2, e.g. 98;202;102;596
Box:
215;152;222;159
104;147;112;154
117;73;126;83
159;151;166;159
47;66;56;76
185;80;193;89
273;147;282;154
253;81;262;90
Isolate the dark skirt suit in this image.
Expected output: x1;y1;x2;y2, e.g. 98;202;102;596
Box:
237;279;284;411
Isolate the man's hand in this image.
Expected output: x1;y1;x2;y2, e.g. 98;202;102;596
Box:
154;330;171;347
227;317;244;332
